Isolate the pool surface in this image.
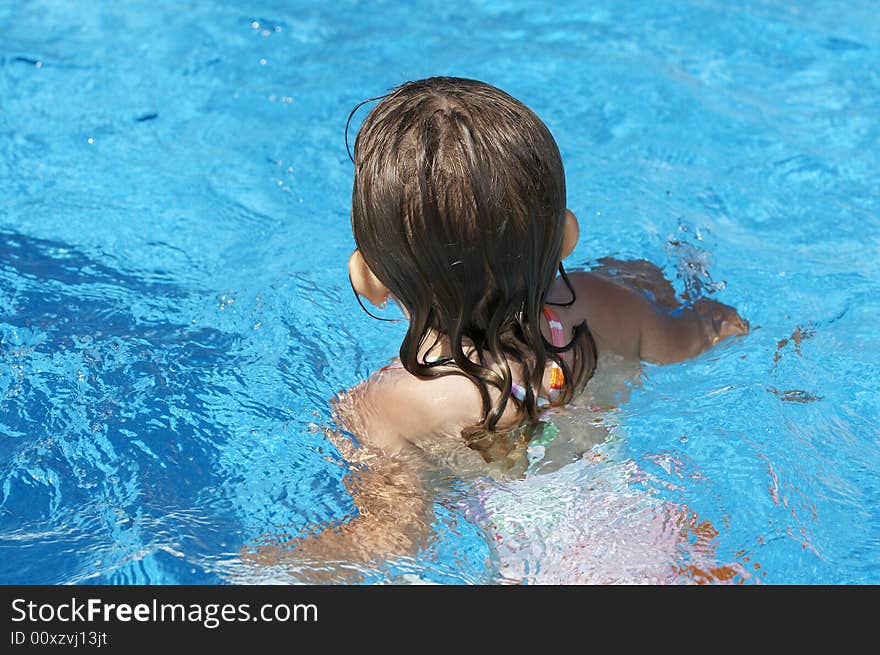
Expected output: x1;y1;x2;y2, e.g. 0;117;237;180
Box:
1;0;878;584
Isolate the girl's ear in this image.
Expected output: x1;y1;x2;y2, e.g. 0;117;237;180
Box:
348;249;390;307
561;209;579;260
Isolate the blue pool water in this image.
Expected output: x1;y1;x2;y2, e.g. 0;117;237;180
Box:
1;0;878;584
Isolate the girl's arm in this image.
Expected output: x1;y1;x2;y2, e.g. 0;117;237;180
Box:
566;269;749;364
246;440;433;575
242;372;469;579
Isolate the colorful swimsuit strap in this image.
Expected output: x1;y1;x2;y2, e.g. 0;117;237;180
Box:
543;306;567;349
379;360;403;373
511;306;566;407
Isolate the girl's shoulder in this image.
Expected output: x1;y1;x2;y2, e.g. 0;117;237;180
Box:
331;361;492;455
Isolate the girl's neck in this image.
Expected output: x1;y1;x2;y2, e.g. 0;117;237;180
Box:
419;329;455;363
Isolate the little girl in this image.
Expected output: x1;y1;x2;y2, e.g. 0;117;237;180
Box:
246;76;749;577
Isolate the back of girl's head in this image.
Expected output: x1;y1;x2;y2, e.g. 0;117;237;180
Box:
350;76;594;445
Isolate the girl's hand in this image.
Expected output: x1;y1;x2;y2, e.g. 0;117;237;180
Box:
692;298;750;345
241;537;367;584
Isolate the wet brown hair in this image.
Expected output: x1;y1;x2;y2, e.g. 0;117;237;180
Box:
349;76;596;449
